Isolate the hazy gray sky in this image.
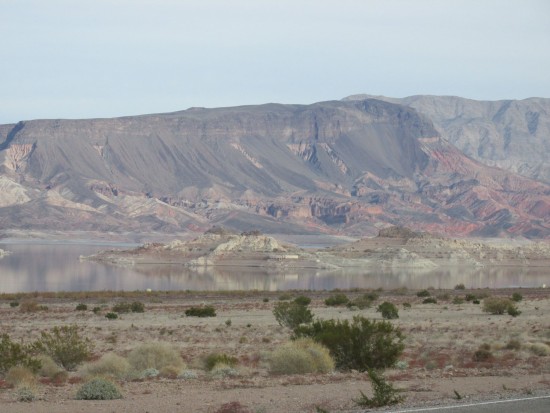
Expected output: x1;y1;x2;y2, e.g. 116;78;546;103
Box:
1;0;549;123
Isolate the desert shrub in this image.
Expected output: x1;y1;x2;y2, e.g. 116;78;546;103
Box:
160;365;181;378
364;291;380;301
348;294;374;310
272;301;313;329
75;378;122;400
529;343;550;356
75;303;87;311
416;290;431;298
269;338;334;375
452;297;465;305
178;370;198;380
473;344;492;361
507;305;521;317
294;316;404;371
293;295;311;306
37;355;64;378
92;306;102;314
185;306;216;317
278;293;292;301
377;302;399;319
32;325;93;370
20;300;48;313
454;283;465;290
422;297;437;304
482;297;518;315
139;368;159;378
402;302;411;309
472;299;480;304
16;386;36;402
10;301;19;308
0;334;41;374
210;363;238;378
465;293;476;301
354;369;404;408
204;353;238;371
511;292;523;302
127;342;184;372
130;301;145;313
325;293;349;306
214;401;252;413
505;339;521;351
79;353;130;380
6;366;36;387
112;302;131;313
105;312;118;320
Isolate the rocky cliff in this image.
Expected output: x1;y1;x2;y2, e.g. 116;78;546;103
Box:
1;98;549;238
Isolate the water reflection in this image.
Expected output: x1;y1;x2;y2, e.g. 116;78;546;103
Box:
0;243;548;293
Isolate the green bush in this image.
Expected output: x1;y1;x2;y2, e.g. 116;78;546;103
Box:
185;306;216;317
376;302;399;319
416;290;431;297
269;338;334;375
75;378;122;400
354;369;404;408
278;293;292;301
75;303;88;311
465;294;477;301
402;302;412;309
482;297;518;315
325;293;349;306
130;301;145;313
511;292;523;302
112;301;144;313
454;283;466;290
204;353;238;371
0;334;41;374
273;301;313;329
127;341;184;372
293;295;311;306
422;297;437;304
32;325;93;370
293;316;404;371
79;353;130;380
10;301;19;308
105;312;118;320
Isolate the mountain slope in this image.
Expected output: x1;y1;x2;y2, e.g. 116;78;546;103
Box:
1;99;549;238
345;94;550;184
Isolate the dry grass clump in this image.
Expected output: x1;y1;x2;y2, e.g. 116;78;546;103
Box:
79;353;130;380
6;366;36;387
127;342;185;373
19;300;48;313
269;338;334;375
37;355;64;378
529;342;550;356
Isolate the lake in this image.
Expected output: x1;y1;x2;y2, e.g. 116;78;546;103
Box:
0;242;548;293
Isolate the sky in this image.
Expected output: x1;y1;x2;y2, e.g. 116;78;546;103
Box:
1;0;549;124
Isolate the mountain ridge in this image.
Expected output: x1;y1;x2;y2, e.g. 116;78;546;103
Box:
1;98;549;239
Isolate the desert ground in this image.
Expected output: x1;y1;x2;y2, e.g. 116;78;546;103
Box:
1;287;549;413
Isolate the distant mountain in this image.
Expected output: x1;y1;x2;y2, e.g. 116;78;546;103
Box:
1;99;549;238
345;94;550;184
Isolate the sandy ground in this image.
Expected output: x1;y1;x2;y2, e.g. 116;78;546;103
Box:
1;289;549;412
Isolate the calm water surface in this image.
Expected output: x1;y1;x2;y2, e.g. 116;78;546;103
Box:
0;243;548;293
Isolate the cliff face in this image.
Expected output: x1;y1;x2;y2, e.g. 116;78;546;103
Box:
1;99;549;238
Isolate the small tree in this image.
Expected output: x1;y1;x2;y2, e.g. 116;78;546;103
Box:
273;302;313;330
32;325;93;370
377;302;399;319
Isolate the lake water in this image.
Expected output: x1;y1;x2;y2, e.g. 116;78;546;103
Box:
0;242;548;293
